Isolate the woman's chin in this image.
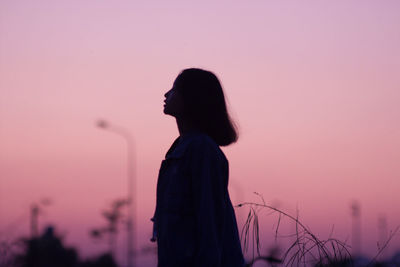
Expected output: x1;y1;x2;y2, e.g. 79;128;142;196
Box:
163;107;171;115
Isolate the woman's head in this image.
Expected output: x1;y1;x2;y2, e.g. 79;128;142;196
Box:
164;68;238;146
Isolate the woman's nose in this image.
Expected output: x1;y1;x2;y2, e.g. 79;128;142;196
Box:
164;89;172;98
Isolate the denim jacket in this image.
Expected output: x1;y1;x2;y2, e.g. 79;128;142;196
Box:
152;132;245;267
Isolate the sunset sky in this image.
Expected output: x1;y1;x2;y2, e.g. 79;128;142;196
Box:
1;1;399;265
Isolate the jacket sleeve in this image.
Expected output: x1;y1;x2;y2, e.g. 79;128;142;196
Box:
188;138;227;267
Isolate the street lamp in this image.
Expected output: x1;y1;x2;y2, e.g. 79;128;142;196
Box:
96;119;136;267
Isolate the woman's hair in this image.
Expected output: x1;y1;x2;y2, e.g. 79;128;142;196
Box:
174;68;238;146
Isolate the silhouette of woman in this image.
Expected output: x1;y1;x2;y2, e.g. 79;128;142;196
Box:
151;68;245;267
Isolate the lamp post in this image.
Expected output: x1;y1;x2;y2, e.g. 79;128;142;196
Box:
96;119;136;267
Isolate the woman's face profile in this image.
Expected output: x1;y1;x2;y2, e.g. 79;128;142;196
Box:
163;80;184;118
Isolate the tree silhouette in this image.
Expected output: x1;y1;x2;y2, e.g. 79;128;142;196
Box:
90;199;128;258
13;226;78;267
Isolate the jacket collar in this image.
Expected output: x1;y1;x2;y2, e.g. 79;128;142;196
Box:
165;131;203;160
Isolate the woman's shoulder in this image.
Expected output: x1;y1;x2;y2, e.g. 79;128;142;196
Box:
185;132;218;148
185;132;226;160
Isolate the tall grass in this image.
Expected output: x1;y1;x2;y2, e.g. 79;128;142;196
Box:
237;193;399;267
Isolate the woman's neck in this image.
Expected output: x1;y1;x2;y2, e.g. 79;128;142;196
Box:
176;117;197;137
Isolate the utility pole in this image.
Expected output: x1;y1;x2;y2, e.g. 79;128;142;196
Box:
351;200;361;256
30;204;40;238
378;214;388;261
30;199;51;238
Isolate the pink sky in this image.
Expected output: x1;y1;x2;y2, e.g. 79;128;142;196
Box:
1;0;400;265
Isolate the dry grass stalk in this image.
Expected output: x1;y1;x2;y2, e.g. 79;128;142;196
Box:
237;193;352;267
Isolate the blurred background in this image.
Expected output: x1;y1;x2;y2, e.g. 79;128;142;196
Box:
1;1;399;266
